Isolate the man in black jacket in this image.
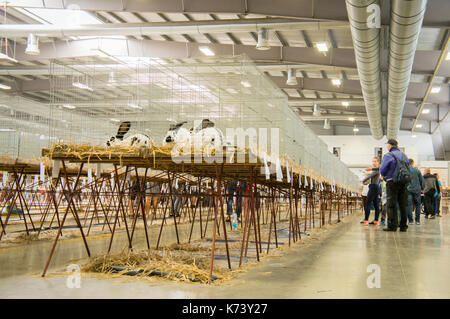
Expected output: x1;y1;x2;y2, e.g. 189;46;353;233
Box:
423;169;437;219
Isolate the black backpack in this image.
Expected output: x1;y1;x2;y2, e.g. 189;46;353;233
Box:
387;152;412;184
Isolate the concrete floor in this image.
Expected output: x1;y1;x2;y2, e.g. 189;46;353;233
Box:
0;212;449;299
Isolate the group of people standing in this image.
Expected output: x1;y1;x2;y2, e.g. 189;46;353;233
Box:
361;139;443;232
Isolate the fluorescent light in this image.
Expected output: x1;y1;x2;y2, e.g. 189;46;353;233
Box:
0;53;18;63
430;86;441;93
62;104;76;109
342;101;349;107
241;81;251;88
416;123;423;128
316;42;328;52
225;88;238;94
0;83;11;90
128;103;142;109
199;46;215;56
348;117;355;121
21;7;102;26
353;127;359;132
72;81;93;91
0;128;16;132
422;108;430;114
331;78;341;86
110;118;120;122
446;52;450;61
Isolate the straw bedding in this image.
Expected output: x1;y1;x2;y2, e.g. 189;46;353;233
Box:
83;244;233;284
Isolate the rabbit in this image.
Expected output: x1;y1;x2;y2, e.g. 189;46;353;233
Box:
105;121;152;148
163;121;191;146
191;119;225;151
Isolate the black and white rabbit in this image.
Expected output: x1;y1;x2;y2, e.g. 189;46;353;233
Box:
105;121;152;148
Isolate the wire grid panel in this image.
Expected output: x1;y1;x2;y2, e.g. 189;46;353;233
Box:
46;54;360;190
0;93;53;158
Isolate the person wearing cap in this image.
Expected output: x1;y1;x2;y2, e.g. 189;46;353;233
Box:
379;139;410;232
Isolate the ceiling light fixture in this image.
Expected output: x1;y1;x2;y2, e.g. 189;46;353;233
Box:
128;102;142;109
241;81;251;88
199;46;215;56
286;68;298;86
446;52;450;61
353;126;359;132
62;104;76;109
0;83;11;90
342;101;349;107
316;42;328;52
72;81;93;91
422;108;430;114
416;123;423;128
110;118;120;122
348;117;355;121
25;33;40;55
331;78;341;86
256;28;270;50
430;86;441;93
225;88;238;94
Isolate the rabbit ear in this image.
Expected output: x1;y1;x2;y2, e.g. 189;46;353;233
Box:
201;119;214;129
176;121;187;128
116;121;131;140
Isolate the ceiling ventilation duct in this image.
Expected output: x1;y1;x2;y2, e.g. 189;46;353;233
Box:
345;0;383;140
386;0;427;139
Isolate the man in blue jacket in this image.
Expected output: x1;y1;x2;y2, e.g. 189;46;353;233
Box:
379;139;410;232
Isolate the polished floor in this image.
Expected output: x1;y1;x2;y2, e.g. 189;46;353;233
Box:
0;212;448;299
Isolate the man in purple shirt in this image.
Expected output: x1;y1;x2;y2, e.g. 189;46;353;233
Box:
379;139;410;232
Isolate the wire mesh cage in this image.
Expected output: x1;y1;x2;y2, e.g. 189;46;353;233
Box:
0;93;54;158
0;54;360;190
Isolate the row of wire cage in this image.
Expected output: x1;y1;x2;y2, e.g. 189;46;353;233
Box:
0;54;360;191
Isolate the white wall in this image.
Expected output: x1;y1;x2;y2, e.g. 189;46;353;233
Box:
319;132;435;168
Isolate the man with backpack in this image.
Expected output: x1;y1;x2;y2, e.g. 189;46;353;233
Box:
379;139;412;232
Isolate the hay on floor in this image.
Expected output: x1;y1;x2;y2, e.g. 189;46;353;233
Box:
82;244;233;284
